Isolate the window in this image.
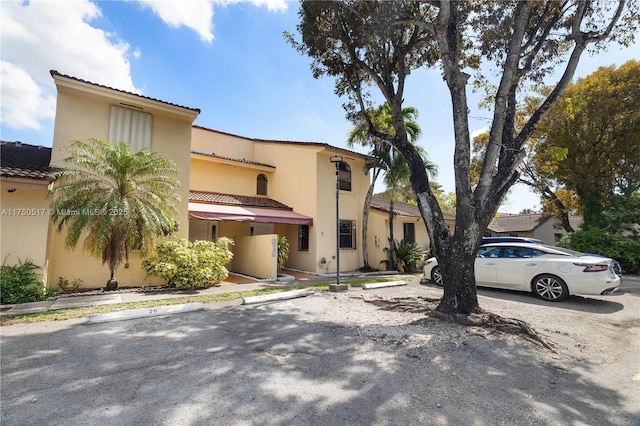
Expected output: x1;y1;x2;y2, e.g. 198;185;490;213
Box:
339;220;356;249
108;106;153;152
298;225;309;251
403;222;415;244
338;162;351;191
257;174;268;195
477;246;501;258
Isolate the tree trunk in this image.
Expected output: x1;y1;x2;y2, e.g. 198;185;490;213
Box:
106;263;118;290
543;187;574;233
361;169;381;269
436;236;481;315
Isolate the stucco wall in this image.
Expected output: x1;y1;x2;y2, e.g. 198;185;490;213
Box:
46;75;198;288
231;234;277;279
0;180;51;277
367;209;391;270
191;127;255;159
190;156;274;197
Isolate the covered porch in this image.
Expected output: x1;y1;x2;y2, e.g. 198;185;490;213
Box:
188;191;313;280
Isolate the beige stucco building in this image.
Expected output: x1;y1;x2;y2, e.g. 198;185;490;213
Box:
188;126;370;278
0;71;380;288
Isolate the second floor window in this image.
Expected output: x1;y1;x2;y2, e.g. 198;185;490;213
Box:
338;161;351;191
108;105;152;152
257;174;268;195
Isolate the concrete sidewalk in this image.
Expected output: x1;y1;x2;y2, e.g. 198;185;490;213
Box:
0;270;406;317
0;280;310;316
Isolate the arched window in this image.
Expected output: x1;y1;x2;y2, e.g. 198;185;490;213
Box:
257;174;268;195
338;162;351;191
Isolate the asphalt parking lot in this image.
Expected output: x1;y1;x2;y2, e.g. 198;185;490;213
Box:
1;276;639;425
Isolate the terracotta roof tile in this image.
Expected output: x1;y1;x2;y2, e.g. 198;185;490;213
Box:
193;124;369;160
191;150;275;168
1;141;52;181
190;190;292;210
51;70;201;113
370;195;455;221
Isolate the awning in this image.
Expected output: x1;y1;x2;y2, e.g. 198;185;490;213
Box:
188;202;313;225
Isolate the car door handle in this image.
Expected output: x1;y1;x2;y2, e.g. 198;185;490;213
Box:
525;263;538;266
485;262;496;266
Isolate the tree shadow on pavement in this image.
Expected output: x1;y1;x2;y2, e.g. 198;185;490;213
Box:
0;294;634;425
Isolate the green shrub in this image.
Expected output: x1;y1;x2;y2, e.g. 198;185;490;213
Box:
557;228;640;274
0;258;54;304
381;239;425;273
57;277;84;293
142;238;234;288
277;235;290;273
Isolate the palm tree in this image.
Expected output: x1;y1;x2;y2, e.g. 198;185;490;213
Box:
50;139;181;290
347;103;436;270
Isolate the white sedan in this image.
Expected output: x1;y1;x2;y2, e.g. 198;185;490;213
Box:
422;243;620;302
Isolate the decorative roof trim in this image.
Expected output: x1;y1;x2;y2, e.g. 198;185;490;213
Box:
50;70;201;115
192;124;369;160
189;190;292;210
191;150;275;169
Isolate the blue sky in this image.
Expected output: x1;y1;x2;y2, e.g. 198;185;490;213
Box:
1;1;638;213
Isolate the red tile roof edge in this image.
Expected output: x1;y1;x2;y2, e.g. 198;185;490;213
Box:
50;70;201;113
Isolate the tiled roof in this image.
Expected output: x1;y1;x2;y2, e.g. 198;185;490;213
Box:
370;195;455;221
1;141;52;181
254;138;369;159
191;150;275;169
193;124;369;160
487;213;554;233
190;190;293;210
51;70;201;113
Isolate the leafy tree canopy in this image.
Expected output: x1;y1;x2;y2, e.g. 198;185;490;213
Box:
289;0;637;314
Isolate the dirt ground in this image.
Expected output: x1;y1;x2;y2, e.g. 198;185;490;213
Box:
1;276;638;425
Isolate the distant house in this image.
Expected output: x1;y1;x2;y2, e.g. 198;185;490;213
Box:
486;213;582;245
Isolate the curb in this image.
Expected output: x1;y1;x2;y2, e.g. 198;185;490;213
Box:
242;288;314;305
85;303;204;324
363;280;408;290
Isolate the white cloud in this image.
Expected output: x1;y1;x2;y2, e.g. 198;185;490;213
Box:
0;0;289;132
137;0;288;44
137;0;215;43
242;0;288;12
0;61;56;130
0;0;137;131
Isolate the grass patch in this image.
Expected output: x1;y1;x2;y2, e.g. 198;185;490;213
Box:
0;275;417;326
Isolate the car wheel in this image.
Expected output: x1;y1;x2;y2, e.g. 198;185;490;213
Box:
431;266;444;286
532;274;569;302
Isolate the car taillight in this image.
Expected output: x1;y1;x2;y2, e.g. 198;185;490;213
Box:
574;262;609;272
